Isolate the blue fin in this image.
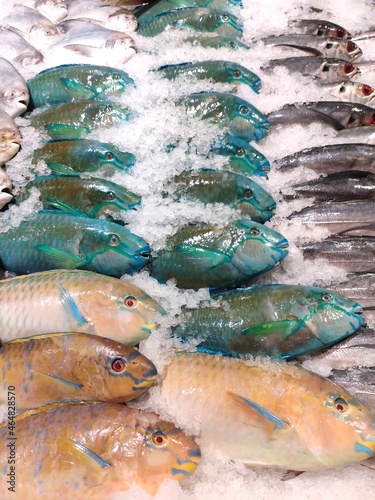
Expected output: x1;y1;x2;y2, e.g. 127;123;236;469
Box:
57;282;88;328
35;245;87;269
44;199;88;217
176;245;229;272
45;123;88;139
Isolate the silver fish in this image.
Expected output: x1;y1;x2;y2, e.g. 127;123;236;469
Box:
265;57;360;82
0;57;29;118
288;19;352;39
329;367;375;414
34;0;68;23
333;81;375;106
329;272;375;312
0;168;13;209
0;107;22;167
262;35;361;61
0;27;43;67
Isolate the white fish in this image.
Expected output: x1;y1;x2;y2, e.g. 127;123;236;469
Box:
0;107;22;167
22;0;68;23
0;28;43;68
0;167;13;209
0;58;29;118
333;81;375;105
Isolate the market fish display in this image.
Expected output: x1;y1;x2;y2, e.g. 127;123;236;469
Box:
157;60;262;93
30;100;132;139
15;175;141;218
150;220;288;289
0;210;150;277
288;19;352;39
178;91;270;142
0;332;157;411
27;64;135;108
32;138;135;176
157;352;375;470
164;169;276;222
172;284;364;358
0;58;29;118
63;2;138;32
0;27;43;67
0;402;201;499
0;107;22;167
0;269;163;344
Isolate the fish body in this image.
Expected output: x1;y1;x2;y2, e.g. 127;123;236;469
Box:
275;143;375;175
329;272;375;311
173;284;364;358
267;101;375;130
0;402;201;499
137;7;242;38
150;219;288;289
28;64;134;108
334;81;375;105
32;138;135;176
0;107;22;167
0;332;157;411
30;100;132;139
178;91;270;142
158;352;375;470
0;168;12;209
34;0;69;23
0;210;150;277
288;19;352;39
0;57;29;118
266;57;360;82
65;3;138;32
157;60;261;93
0;269;163;344
15;175;141;218
262;35;362;61
167;169;275;222
0;27;43;68
184;34;250;50
329;367;375;414
303;236;375;274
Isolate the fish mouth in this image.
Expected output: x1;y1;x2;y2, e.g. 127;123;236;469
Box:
141;323;157;335
277;238;289;249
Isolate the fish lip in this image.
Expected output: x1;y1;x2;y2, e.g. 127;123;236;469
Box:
277;239;289;249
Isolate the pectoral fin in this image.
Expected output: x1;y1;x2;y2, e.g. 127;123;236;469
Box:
60;78;96;100
45;123;89;139
176;245;229;271
240;319;305;339
31;370;83;391
57;282;88;329
35;245;87;269
63;44;98;58
44;199;88;217
57;437;111;487
47;163;78;175
228;392;289;437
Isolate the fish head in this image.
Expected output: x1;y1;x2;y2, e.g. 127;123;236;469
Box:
330;60;361;80
85;178;141;217
91;67;135;98
28;20;60;47
72;335;157;402
0;127;22;166
224;63;262;93
88;140;135;174
342;39;363;61
80;223;151;277
234;176;276;222
293;286;365;345
230;100;270;142
14;48;44;67
207;11;243;38
0;167;12;209
104;32;137;63
35;0;68;24
137;413;201;493
1;84;29;118
91;102;132;128
108;9;138;33
217;135;270;176
335;82;375;104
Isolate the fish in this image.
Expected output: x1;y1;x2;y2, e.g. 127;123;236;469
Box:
288;200;375;235
210;134;270;177
137;7;243;38
0;402;201;498
0;107;22;167
157;352;375;470
172;284;364;358
33;0;69;23
0;332;157;411
30;100;132;139
15;175;141;218
165;169;276;222
27;64;134;108
333;81;375;105
267;101;375;131
54;20;136;63
184;33;250;50
32;138;136;176
0;269;163;344
329;367;375;415
275;143;375;175
265;57;360;82
303;236;375;274
156;60;261;93
0;210;151;277
262;35;362;61
283;171;375;203
64;1;138;32
0;168;12;209
0;57;29;118
0;27;43;67
329;272;375;312
149;219;288;289
178;91;270;142
287;19;352;39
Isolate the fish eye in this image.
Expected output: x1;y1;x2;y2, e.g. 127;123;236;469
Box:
336;27;346;38
322;293;332;302
228;41;236;49
222;14;229;21
152;431;167;446
233;69;241;78
240;106;248;115
124;296;137;308
317;28;324;36
243;189;253;199
346;41;357;53
322;64;330;72
105;152;114;160
107;191;116;200
361;84;374;96
344;62;355;74
111;358;126;372
326;42;333;49
105;105;113;112
334;397;348;413
339;85;346;93
109;234;119;245
113;73;121;80
250;228;260;237
236;147;245;157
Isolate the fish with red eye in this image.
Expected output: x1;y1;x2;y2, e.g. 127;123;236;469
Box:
288;19;352;39
334;398;348;413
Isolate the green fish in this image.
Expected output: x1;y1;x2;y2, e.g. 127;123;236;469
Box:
172;284;365;358
150;219;288;289
178;91;270;142
157;60;261;93
184;34;250;50
15;175;141;218
137;8;243;38
0;210;151;277
32;139;135;177
30;100;131;139
27;64;135;108
165;169;275;222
